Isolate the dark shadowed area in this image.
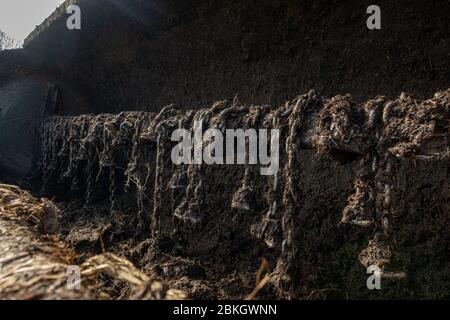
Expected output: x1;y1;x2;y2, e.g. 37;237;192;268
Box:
0;0;448;300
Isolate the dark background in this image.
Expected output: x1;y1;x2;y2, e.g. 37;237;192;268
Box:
16;0;450;112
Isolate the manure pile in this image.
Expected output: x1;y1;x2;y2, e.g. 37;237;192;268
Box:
0;184;186;300
11;89;450;299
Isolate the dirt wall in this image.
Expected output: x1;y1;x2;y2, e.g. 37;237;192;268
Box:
21;0;450;113
36;89;449;299
0;0;449;300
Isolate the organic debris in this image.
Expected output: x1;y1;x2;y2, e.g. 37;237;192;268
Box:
0;185;186;300
8;88;450;299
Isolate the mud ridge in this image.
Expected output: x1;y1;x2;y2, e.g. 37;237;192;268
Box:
30;89;449;299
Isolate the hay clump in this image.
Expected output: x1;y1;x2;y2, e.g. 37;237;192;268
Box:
0;185;186;300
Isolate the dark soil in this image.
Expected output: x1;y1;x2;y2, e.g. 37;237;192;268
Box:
31;89;449;300
23;0;450;112
0;0;449;300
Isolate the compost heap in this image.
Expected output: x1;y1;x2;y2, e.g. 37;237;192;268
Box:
0;184;186;300
6;89;450;299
